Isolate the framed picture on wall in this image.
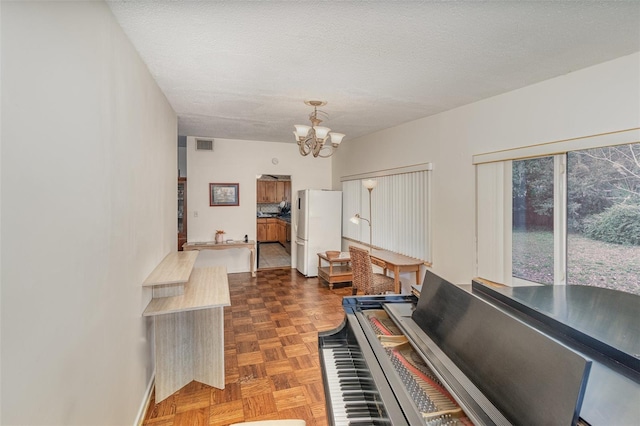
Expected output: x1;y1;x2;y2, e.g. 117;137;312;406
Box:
210;183;239;206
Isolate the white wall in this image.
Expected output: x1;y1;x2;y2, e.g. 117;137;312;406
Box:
1;2;177;424
186;137;332;272
333;52;640;288
0;0;3;413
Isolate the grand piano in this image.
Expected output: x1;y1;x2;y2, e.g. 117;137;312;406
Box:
319;271;639;425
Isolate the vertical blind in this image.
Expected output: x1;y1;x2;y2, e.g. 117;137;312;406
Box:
342;170;430;262
342;179;362;241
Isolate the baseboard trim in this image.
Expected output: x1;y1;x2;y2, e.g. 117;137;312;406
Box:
134;374;155;426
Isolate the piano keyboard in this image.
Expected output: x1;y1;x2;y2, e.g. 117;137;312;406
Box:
321;342;391;425
320;308;473;426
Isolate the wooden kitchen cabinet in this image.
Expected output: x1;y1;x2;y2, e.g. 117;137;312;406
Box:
284;181;291;202
275;182;285;203
277;220;286;246
257;218;279;242
266;181;277;203
257;219;267;241
257;180;277;203
266;219;278;241
256;181;264;203
257;179;291;204
275;181;292;202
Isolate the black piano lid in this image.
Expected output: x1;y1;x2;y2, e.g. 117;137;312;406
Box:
471;282;640;373
411;271;591;426
472;281;640;425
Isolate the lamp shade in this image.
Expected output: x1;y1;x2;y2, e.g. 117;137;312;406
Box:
329;132;345;145
314;126;331;140
362;179;378;189
294;125;311;138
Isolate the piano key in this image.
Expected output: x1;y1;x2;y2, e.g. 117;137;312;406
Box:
321;346;391;426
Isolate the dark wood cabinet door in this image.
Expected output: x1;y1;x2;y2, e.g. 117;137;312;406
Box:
257;222;267;241
266;223;278;241
178;177;187;250
276;181;285;202
265;181;277;203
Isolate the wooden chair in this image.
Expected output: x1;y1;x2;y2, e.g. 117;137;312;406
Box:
348;245;395;295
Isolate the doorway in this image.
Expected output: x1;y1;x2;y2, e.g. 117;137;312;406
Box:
256;174;292;270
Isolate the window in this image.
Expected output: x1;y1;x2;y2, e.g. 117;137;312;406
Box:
341;165;431;262
512;157;555;285
566;145;640;293
475;129;639;296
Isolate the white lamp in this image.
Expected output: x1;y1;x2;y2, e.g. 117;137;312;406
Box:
362;179;378;190
350;179;377;252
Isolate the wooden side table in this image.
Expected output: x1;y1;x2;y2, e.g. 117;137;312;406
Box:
317;252;352;290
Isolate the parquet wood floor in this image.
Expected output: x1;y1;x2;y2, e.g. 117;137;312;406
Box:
142;268;354;426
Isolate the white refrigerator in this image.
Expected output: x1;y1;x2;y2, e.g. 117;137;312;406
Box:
295;189;342;277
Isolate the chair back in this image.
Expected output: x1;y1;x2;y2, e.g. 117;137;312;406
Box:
349;246;373;294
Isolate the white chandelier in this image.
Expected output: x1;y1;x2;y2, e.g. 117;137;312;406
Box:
293;100;345;158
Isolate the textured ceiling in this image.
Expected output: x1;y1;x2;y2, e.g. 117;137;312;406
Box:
107;1;640;143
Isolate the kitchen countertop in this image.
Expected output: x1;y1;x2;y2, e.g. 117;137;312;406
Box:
257;214;290;223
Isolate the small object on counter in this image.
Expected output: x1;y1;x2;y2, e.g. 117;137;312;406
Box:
244;234;248;242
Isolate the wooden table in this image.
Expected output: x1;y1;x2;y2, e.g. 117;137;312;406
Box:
370;249;423;294
183;240;256;277
323;248;423;294
142;252;230;402
317;252;352;290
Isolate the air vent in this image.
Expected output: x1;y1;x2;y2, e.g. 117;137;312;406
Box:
195;139;214;151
